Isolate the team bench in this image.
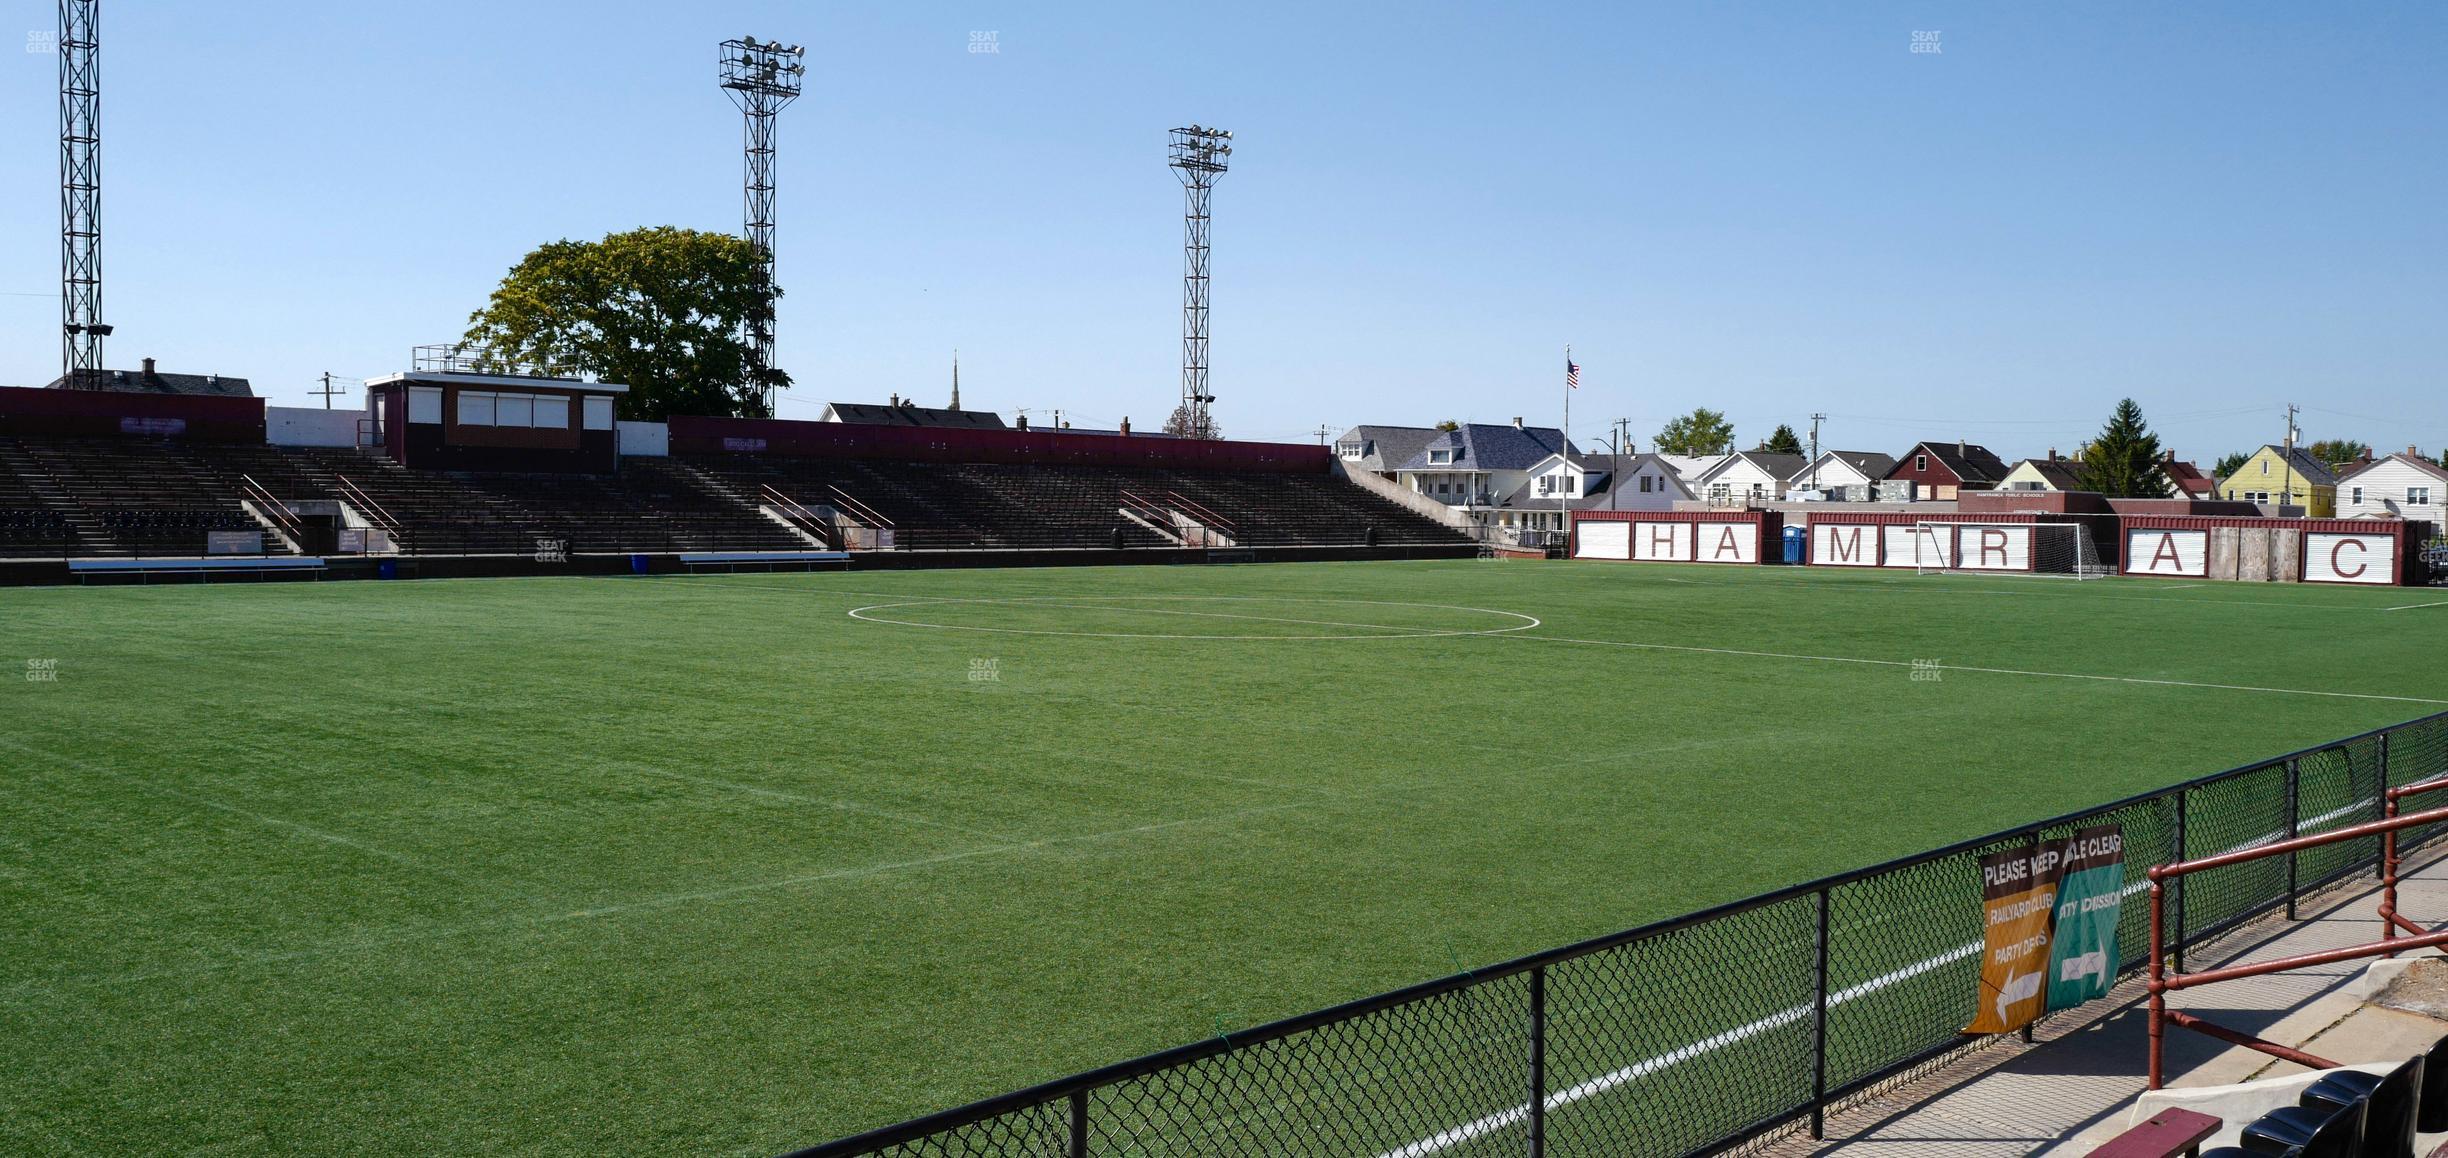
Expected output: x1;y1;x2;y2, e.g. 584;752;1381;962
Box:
676;550;851;573
69;556;328;583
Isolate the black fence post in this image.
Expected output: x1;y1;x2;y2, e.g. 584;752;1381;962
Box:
1068;1089;1088;1158
1529;965;1547;1157
2172;789;2189;973
2284;758;2301;921
1810;885;1832;1140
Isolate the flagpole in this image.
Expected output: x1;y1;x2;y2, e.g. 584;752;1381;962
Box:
1561;345;1571;547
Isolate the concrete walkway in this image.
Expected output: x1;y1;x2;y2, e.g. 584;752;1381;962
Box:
1764;848;2448;1157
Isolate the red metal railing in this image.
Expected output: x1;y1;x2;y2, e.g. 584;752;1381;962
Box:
2381;777;2448;953
2147;802;2448;1087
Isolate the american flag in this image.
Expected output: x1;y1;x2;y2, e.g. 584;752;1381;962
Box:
1565;355;1580;389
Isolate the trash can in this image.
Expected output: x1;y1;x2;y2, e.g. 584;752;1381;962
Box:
377;559;398;580
1782;526;1806;565
630;554;650;574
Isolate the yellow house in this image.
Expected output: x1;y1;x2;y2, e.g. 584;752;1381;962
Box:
2215;446;2338;517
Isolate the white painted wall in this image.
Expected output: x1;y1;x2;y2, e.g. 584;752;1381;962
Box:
265;406;361;448
1575;521;1631;559
1694;522;1756;563
617;421;669;457
2304;532;2395;584
2125;529;2209;577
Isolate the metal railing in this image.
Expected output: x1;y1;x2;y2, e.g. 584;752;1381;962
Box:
786;711;2448;1158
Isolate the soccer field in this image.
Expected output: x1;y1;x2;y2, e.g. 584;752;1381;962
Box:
4;560;2442;1154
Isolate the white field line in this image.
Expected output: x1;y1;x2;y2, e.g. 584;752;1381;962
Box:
1377;794;2384;1158
2386;600;2448;612
1503;633;2448;707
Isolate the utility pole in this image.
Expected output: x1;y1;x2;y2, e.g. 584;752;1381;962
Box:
1312;423;1333;445
311;372;347;410
1808;412;1826;488
2280;402;2301;515
1610;417;1633;459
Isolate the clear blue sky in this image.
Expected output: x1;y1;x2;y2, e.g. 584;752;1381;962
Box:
2;2;2443;461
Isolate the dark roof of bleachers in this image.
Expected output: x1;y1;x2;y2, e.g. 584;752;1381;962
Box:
824;401;1007;429
47;367;253;398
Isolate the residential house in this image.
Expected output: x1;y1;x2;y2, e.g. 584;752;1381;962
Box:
2336;448;2448;528
2159;455;2216;500
1887;441;2011;500
1489;452;1693;529
1690;450;1807;505
1999;456;2085;492
2215;446;2338;517
1391;419;1578;523
819;396;1007;429
1333;425;1445;480
1790;450;1898;497
1656;453;1728;496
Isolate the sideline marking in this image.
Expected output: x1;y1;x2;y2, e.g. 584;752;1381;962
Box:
2386;600;2448;613
1500;633;2448;706
846;595;1540;641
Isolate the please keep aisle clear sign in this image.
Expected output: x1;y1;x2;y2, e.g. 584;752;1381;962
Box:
1963;824;2124;1035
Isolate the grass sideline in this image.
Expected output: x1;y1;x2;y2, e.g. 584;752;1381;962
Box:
2;559;2441;1154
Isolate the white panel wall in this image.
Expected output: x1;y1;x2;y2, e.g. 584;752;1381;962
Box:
1630;521;1693;561
1882;525;1953;569
1695;522;1755;563
2126;529;2208;577
616;420;669;457
1575;521;1631;560
1953;526;2031;571
1810;523;1878;567
264;406;360;448
2304;532;2395;584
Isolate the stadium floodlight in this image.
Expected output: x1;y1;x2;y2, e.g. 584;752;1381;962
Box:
59;0;103;386
1169;125;1233;439
720;34;807;418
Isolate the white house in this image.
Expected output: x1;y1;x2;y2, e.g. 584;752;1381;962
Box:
1656;453;1727;496
2336;449;2448;528
1391;420;1579;522
1790;450;1898;496
1690;451;1807;505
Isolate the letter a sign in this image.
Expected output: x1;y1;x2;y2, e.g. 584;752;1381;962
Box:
1963;824;2124;1035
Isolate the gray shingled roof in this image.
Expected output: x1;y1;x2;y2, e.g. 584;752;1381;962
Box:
826;401;1007;429
46;367;252;398
1334;425;1443;473
1392;423;1578;473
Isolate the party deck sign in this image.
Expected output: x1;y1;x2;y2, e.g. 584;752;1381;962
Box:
1963;824;2126;1035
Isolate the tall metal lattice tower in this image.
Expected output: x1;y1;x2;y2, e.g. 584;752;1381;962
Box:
718;36;805;415
1169;126;1231;439
59;0;105;386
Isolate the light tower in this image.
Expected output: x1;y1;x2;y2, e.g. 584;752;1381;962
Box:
59;0;106;386
718;36;806;416
1168;125;1231;439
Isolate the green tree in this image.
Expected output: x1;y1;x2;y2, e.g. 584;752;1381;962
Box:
1654;408;1735;456
1161;403;1223;440
1434;419;1460;432
1761;423;1804;455
2075;398;2167;497
463;226;788;420
2305;438;2371;470
2213;450;2253;480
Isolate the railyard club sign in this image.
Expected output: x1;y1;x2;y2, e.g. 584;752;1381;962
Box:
1964;824;2124;1035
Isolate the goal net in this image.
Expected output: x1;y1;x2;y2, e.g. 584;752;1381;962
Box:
1910;521;2109;579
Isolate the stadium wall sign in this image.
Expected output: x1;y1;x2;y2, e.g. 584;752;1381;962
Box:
1801;512;2043;571
1569;510;1777;564
2121;515;2413;586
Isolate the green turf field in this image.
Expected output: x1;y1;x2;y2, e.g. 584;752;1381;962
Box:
3;560;2442;1154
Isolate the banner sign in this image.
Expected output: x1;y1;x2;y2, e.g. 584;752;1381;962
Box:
1964;823;2126;1034
1964;841;2065;1034
2045;825;2125;1010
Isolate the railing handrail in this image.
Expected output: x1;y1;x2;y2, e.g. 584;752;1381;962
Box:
825;485;893;528
332;473;400;533
790;710;2448;1157
1164;490;1234;529
2148;803;2448;881
236;473;300;537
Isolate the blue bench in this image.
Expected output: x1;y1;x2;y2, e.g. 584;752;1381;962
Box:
70;556;327;583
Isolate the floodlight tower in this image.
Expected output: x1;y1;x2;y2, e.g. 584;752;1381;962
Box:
1169;125;1231;439
59;0;105;386
719;36;806;415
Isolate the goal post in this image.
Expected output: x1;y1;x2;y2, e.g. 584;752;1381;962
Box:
1911;521;2108;579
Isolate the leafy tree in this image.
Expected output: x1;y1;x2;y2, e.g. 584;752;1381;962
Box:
1761;423;1804;455
2213;450;2253;480
2075;398;2167;497
1434;419;1460;432
1161;403;1223;440
2306;438;2371;470
463;226;788;420
1654;408;1735;456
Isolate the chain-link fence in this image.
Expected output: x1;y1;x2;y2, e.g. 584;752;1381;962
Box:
789;711;2448;1158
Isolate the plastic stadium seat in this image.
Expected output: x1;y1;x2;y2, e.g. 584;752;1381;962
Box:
2239;1098;2362;1158
2303;1056;2422;1158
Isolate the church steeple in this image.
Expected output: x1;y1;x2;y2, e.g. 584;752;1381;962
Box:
950;350;961;411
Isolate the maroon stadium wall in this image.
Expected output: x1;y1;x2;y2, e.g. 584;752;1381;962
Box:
1569;509;1780;564
666;416;1328;474
2122;515;2418;586
0;385;266;443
